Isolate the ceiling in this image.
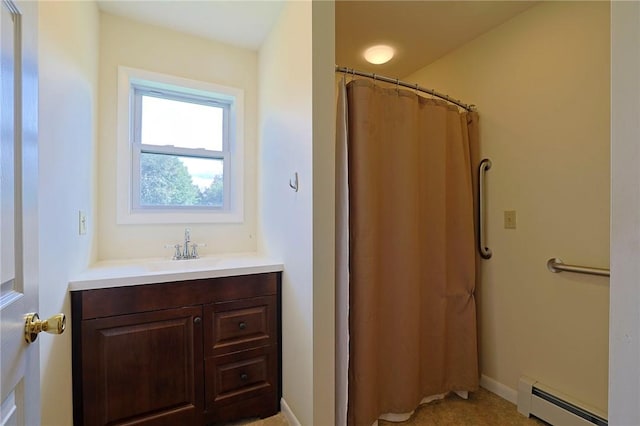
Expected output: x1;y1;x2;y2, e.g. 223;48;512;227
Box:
97;0;536;77
336;1;537;77
96;0;285;50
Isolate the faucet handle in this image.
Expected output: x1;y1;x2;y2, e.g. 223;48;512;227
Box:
191;243;207;259
164;244;182;260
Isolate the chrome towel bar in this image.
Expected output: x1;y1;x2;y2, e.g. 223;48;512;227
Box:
547;258;610;277
478;159;492;259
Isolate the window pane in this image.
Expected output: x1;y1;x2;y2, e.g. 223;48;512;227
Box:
140;95;224;151
140;153;223;208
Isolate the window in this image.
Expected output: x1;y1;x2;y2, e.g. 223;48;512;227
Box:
117;67;244;224
132;87;228;209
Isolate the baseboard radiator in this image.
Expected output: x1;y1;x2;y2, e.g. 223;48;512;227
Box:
517;376;607;426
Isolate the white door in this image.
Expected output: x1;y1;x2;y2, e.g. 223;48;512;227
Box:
0;1;40;425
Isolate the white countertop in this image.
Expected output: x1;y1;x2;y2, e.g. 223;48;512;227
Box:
68;252;284;291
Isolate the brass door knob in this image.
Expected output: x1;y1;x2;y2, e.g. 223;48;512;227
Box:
24;313;65;344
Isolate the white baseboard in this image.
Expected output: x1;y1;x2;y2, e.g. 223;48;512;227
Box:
281;398;301;426
480;374;518;404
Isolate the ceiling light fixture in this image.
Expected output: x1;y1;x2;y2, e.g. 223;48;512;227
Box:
364;44;395;65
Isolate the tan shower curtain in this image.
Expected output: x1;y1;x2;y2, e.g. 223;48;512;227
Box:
346;79;480;426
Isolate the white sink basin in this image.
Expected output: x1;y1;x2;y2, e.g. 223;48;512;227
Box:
144;257;220;272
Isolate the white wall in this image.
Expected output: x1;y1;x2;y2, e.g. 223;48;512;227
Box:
38;2;100;424
257;4;335;423
609;2;640;424
407;1;610;413
258;2;315;423
98;13;259;260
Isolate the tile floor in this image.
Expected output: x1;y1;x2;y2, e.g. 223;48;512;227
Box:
240;388;548;426
377;388;548;425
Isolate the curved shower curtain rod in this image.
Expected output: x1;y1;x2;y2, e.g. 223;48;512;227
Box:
335;65;476;112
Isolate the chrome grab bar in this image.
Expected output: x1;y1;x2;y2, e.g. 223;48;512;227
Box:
478;158;492;259
547;258;610;277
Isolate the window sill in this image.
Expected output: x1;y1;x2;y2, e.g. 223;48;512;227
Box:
116;209;243;225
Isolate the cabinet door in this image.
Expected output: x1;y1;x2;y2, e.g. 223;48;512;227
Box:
81;306;203;426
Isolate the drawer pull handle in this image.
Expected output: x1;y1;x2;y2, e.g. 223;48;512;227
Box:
194;317;202;324
239;321;247;330
240;373;248;381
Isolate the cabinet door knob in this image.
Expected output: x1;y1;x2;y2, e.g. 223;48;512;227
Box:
194;317;202;324
240;373;248;381
238;321;247;330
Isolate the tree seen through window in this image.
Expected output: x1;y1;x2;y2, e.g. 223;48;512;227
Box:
140;153;223;207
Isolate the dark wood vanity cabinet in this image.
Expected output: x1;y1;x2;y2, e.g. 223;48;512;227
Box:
71;272;281;426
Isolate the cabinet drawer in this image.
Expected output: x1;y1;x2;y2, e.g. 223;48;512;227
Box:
205;346;277;411
205;296;276;356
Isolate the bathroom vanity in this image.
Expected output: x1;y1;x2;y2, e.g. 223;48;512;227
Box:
69;255;282;426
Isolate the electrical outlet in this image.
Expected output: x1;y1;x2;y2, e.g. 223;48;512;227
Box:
79;210;87;235
504;210;517;229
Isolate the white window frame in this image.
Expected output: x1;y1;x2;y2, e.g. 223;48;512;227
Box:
116;66;244;224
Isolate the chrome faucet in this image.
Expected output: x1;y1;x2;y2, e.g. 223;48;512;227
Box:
167;228;201;260
183;228;191;259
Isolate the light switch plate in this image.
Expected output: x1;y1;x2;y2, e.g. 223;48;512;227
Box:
79;210;87;235
504;210;517;229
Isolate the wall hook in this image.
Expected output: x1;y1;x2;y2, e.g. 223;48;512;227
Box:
289;172;299;192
